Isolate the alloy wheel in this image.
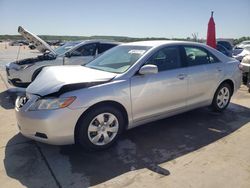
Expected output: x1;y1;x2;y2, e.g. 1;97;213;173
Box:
216;87;230;109
87;113;119;146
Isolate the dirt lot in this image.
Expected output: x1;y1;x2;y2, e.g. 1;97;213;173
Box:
0;42;250;188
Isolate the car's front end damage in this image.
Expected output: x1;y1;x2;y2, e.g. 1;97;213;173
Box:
14;66;124;145
5;26;58;87
6;53;57;87
15;92;87;145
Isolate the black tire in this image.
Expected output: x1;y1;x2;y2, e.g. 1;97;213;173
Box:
75;105;125;151
211;83;232;112
242;73;248;85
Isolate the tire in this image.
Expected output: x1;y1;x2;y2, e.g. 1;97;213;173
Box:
242;73;248;85
211;83;232;112
75;105;125;151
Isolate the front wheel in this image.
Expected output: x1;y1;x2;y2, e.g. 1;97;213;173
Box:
211;83;232;112
76;106;125;151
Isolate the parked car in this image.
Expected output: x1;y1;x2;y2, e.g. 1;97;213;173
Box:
9;40;29;46
217;40;233;57
6;26;120;87
240;54;250;86
28;43;36;50
217;44;231;57
233;41;250;56
234;40;250;49
46;40;61;46
233;45;250;61
15;40;242;150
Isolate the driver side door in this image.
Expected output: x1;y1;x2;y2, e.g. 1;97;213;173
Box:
130;46;188;123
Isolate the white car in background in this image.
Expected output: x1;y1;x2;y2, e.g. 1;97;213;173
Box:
6;26;120;87
234;40;250;49
240;54;250;86
233;45;250;61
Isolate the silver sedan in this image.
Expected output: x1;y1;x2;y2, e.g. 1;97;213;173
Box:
15;41;242;150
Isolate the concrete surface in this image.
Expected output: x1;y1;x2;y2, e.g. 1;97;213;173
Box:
0;43;250;188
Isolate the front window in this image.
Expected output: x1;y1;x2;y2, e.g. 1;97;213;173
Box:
54;41;81;55
85;45;151;73
70;43;97;56
146;46;182;71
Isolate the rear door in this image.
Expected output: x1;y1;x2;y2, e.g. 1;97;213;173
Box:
130;45;188;122
182;45;224;107
64;43;98;65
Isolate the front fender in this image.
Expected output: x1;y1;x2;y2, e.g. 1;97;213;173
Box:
61;79;133;125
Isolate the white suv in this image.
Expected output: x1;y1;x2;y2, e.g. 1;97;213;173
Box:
6;26;120;87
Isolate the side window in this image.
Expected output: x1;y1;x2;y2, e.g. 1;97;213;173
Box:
98;43;116;54
209;52;220;63
184;46;219;66
71;43;97;56
146;46;181;72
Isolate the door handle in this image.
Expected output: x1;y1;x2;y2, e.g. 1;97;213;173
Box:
177;74;187;80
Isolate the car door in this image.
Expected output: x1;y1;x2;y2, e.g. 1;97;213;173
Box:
130;46;188;122
183;45;224;107
64;43;98;65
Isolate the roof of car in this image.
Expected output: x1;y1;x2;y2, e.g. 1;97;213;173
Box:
78;39;121;45
122;40;207;47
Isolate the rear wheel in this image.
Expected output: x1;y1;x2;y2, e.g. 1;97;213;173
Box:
76;105;125;151
212;83;232;112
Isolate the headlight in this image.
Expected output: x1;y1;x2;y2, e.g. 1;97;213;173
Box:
28;96;76;111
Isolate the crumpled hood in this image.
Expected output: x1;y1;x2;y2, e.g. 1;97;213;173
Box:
26;66;117;96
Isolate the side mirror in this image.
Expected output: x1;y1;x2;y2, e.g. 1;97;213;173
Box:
65;52;71;58
139;64;158;75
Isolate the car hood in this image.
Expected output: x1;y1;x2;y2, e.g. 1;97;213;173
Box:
26;66;117;96
18;26;57;56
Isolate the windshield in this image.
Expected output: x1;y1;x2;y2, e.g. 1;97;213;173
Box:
53;41;81;55
85;45;151;73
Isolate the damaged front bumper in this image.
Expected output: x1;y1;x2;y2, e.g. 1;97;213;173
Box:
15;94;86;145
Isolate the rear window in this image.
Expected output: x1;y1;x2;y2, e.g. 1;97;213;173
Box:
184;46;220;66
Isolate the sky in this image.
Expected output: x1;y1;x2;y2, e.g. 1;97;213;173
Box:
0;0;249;39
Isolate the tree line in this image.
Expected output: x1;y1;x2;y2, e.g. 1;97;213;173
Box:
0;35;249;45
